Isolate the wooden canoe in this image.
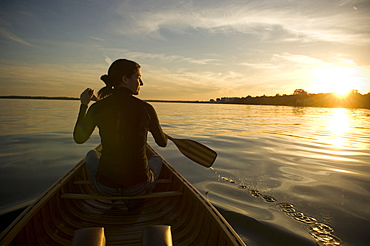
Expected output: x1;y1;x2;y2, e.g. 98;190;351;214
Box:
0;144;246;245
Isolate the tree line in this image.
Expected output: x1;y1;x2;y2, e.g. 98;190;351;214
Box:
212;89;370;109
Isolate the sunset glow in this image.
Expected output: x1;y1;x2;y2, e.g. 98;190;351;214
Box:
312;66;364;96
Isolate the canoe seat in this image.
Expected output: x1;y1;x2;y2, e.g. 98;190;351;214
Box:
142;225;173;246
72;227;106;246
61;191;183;200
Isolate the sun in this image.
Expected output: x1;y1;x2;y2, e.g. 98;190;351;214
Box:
312;66;362;96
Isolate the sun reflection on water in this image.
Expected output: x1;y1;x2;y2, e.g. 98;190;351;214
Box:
326;108;349;148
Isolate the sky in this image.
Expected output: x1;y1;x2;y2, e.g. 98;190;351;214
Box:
0;0;369;101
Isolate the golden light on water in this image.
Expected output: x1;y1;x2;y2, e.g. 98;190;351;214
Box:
326;108;349;147
330;168;353;174
329;108;349;134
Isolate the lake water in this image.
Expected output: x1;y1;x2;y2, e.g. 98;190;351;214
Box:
0;99;369;245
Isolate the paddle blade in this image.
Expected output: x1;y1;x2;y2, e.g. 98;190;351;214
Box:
168;137;217;167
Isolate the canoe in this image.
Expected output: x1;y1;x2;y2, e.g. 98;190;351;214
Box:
0;144;246;246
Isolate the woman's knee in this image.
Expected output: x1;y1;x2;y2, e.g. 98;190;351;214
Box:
85;150;100;175
149;156;163;177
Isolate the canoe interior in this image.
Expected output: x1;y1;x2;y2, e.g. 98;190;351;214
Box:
0;145;245;246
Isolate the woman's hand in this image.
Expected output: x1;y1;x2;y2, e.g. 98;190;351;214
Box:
80;88;95;105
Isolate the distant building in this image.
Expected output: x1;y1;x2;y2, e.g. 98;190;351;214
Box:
219;97;239;103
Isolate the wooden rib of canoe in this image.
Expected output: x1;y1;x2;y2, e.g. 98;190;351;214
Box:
0;144;246;246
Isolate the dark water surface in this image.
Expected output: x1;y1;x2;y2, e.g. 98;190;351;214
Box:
1;99;369;245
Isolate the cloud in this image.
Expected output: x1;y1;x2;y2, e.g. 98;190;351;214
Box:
0;27;34;47
107;0;370;45
240;62;279;70
272;53;325;66
104;55;112;65
104;48;219;66
89;36;104;42
0;62;106;96
141;67;243;100
240;53;325;72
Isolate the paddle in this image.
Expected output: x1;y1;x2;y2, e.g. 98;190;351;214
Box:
166;135;217;168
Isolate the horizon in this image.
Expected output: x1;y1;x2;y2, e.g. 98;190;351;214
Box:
1;0;370;101
1;88;369;102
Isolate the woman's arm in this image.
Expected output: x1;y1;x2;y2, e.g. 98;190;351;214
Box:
73;88;97;144
147;104;167;147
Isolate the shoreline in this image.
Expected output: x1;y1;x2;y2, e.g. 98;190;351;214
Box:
1;95;369;109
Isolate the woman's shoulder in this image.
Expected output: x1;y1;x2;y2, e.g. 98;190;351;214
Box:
130;95;151;107
88;95;114;110
138;98;155;111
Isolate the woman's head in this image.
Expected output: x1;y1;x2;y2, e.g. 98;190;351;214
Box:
99;59;142;97
101;59;141;87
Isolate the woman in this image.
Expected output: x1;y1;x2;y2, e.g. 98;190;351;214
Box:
73;59;168;205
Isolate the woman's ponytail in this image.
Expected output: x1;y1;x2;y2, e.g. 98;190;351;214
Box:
98;74;115;99
100;74;112;85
